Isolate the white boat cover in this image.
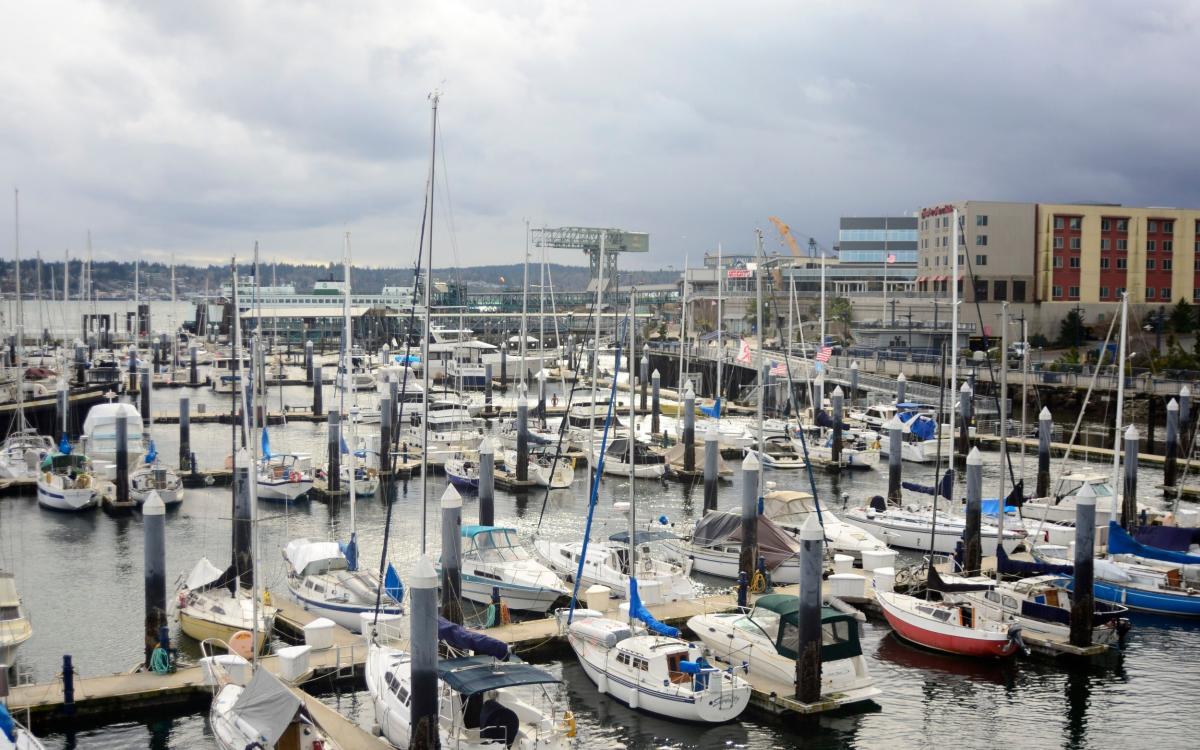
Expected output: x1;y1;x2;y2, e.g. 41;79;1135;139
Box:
762;491;817;521
1095;558;1133;582
569;617;632;648
284;539;346;577
0;572;20;607
185;557;225;591
82;402;144;440
231;668;302;747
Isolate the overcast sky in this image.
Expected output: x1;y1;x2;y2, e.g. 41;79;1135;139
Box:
4;1;1198;270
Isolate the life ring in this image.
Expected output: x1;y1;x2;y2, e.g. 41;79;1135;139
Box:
289;471;301;483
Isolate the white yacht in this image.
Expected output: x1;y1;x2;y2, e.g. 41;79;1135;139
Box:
662;511;804;584
36;452;100;512
842;498;1026;555
0;428;54;481
535;531;696;604
256;453;314;502
459;525;571;613
503;449;574;489
80;402;146;463
130;462;184;506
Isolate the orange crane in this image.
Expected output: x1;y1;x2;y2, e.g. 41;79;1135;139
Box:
768;216;806;258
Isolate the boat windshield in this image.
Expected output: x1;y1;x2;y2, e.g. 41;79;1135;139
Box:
471;530;527;563
741;609;780;642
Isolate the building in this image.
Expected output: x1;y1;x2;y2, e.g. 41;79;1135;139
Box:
915;201;1036;305
837;215;918;295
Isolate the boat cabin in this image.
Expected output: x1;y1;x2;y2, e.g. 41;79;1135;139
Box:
742;594;866;662
462;526;532;563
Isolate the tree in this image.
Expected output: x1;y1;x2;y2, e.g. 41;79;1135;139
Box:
1170;298;1195;333
1057;309;1087;347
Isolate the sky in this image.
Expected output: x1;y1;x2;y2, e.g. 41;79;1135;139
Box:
3;0;1199;270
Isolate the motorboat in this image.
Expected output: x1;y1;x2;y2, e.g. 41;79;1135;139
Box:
283;539;403;632
535;531;696;603
762;491;890;559
445;452;481;492
401;400;484;460
847;402;900;431
793;428;881;470
366;611;574;749
459;526;570;613
600;437;666;479
207;355;250;393
0;428;54;480
36;452;100;512
746;437;806;470
567;612;751;722
176;557;276;654
878;412;953;463
842;497;1026;555
80;402;146;463
0;572;32;665
504;449;574;489
204;649;338;750
688;593;880;707
637;415;754;450
497;419;560;451
256;453;314;502
875;586;1023;658
130;463;184;507
1020;472;1118;526
662;511;803;584
339;463;379;497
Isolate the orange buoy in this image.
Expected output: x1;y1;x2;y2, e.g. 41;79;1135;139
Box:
228;630;256;660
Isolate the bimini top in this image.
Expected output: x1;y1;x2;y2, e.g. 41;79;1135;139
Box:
751;595;863;662
461;525;518;539
437;656;560;697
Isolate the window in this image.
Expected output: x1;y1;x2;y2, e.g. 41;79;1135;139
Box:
976;235;988;246
974;280;988;301
1069;286;1080;298
1117;258;1128;270
1195;288;1200;301
1195;257;1200;271
1117;219;1129;231
1164;240;1173;252
1055;217;1065;230
958;254;965;264
1012;280;1026;301
974;215;986;226
1101;238;1110;250
1100;257;1110;269
1100;287;1110;299
976;254;988;265
1117;287;1126;296
994;280;1007;300
1053;285;1063;298
1149;220;1158;233
1118;239;1128;251
1164;259;1173;271
1070;237;1081;250
1147;259;1156;270
1102;218;1111;231
1069;257;1081;268
1070;217;1082;230
1053;256;1064;268
1147;240;1156;252
1164;221;1174;233
1162;287;1172;299
1147;287;1156;299
1054;237;1064;249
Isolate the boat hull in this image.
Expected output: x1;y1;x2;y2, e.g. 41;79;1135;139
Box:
1090;579;1200;617
36;481;97;511
256;478;313;502
877;592;1018;658
288;587;403;632
844;511;1022;556
178;610;270;653
461;573;567;613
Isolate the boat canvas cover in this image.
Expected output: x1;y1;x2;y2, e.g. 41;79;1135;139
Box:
185;557;226;591
607;530;678;545
438;617;510;660
1135;525;1200;552
665;443;728;472
1108;521;1200;566
231;668;302;747
762;492;815;521
998;545;1073;577
897;413;937;440
82;403;144;441
692;511;799;571
438;656;559;697
0;573;19;607
284;539;347;577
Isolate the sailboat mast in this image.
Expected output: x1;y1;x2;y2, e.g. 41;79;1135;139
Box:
950;207;960;441
754;231;765;485
677;253;687;396
420;93;439;553
13;189;23;362
1110;292;1129;520
344;233;358;547
521;220;529;387
1019;317;1028;482
134;257;139;346
539;241;546;374
996;302;1008;582
628;289;637;585
589;233;606;446
716;243;723;415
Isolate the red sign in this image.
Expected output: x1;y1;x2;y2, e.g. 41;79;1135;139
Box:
920;204;955;219
726;269;752;279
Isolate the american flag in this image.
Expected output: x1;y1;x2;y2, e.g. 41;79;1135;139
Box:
769;361;788;376
815;346;833;362
886;253;896;264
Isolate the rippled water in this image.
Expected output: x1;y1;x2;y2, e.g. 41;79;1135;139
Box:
2;380;1195;748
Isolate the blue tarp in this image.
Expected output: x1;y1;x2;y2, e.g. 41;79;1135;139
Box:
384;562;404;604
341;533;358;572
700;397;722;419
898;413;937;440
981;499;1017;516
58;434;71;455
438;617;511;660
628;578;680;638
1108;521;1200;565
144;439;158;465
1135;525;1200;551
261;429;271;460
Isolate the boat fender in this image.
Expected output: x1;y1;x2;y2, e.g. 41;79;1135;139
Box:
562;711;577;737
1007;624;1028;655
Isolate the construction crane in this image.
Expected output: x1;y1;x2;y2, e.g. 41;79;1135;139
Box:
768;216;807;258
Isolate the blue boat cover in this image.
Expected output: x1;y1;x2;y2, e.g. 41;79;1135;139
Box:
628;578;680;638
999;544;1073;576
1108;521;1200;565
700;397;722;419
384;562;404;604
901;414;937;441
437;656;559;696
1135;525;1200;552
58;433;71;455
145;439;158;464
901;469;955;500
261;429;271;460
438;617;511;660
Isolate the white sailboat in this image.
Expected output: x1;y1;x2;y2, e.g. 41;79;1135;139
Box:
35;450;100;512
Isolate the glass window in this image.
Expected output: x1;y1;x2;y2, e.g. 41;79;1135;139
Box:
1147;259;1156;270
1069;286;1080;298
1149;220;1158;233
1069;217;1082;230
977;215;988;226
1117;258;1128;269
1164;220;1174;233
1052;286;1063;298
1164;240;1173;252
1102;218;1111;231
1147;287;1156;299
1100;257;1110;269
1054;217;1065;230
1100;287;1109;299
822;619;851;646
1070;237;1081;250
1054;237;1064;249
1148;240;1156;251
1118;239;1128;251
1101;238;1110;250
994;280;1007;300
1164;259;1173;270
1053;257;1063;268
977;235;988;246
1162;288;1171;300
1117;287;1126;296
974;280;988;301
1070;257;1081;268
975;254;987;265
1013;280;1026;302
1195;288;1200;301
1117;219;1129;231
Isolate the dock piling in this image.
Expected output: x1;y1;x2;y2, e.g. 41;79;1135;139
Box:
484;364;494;406
1166;398;1179;489
143;492;166;667
886;417;902;504
704;424;718;512
56;379;68;439
327;410;341;493
500;347;508;386
963;447;983;575
440;485;464;625
62;655;75;717
895;373;906;404
1037;407;1052;498
849;361;859;413
1070;483;1097;648
683;383;696;473
651;369;661;437
831;386;844;466
516;385;529;482
1122;425;1138;530
640;349;649;411
74;344;86;385
479;437;495;526
115;418;130;507
188;346;198;386
304;340;314;385
179;396;191;472
797;515;823;704
140;369;151;428
958;382;972;457
537;369;546;423
1180;384;1192;436
738;452;760;585
232;448;253;588
128;350;138;395
410;556;439;749
312;365;323;418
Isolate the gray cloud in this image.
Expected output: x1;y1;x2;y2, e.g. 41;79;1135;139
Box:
2;0;1198;270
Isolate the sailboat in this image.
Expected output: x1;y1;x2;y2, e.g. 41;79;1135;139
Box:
204;657;338;750
0;572;32;665
129;440;184;506
36;439;101;512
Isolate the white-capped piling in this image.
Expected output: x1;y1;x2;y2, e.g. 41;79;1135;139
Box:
304;340;314;385
327;409;341;493
516;384;529;482
537;369;547;423
640;349;649;411
796;515;823;704
440;484;464;625
179;396;191;472
312;365;323;417
142;491;166;667
886;416;902;504
1180;384;1192;434
1037;407;1052;498
140;368;151;429
704;424;719;512
1166;398;1180;489
849;361;859;413
1070;482;1097;648
232;448;253;590
1122;425;1139;530
896;372;907;404
484;363;494;406
831;386;844;466
683;383;696;473
963;447;983;575
739;452;760;584
651;369;661;437
56;379;68;439
958;382;972;457
479;437;495;526
409;556;439;749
